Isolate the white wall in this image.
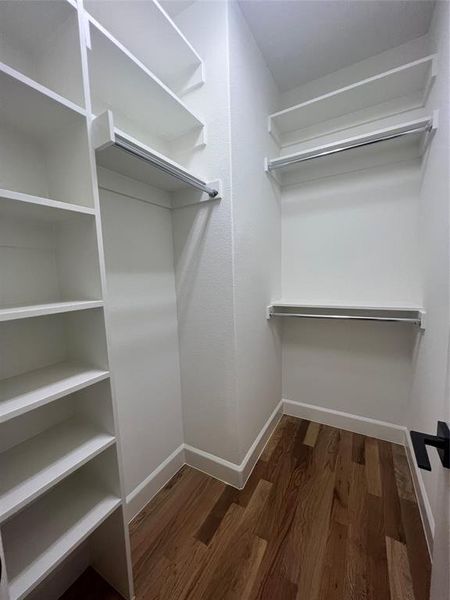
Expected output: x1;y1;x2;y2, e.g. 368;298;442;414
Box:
98;175;184;499
409;0;450;538
171;1;240;462
228;2;282;460
280;39;428;426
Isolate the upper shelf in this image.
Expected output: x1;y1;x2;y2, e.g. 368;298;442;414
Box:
266;115;437;186
84;0;204;95
269;55;436;146
87;15;204;151
0;0;85;107
267;302;425;328
92;111;220;204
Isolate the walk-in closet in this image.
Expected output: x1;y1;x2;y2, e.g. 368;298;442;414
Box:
0;1;448;599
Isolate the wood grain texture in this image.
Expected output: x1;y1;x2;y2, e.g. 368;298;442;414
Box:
62;417;430;600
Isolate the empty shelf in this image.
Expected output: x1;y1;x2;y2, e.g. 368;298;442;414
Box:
269;55;436;144
0;362;110;423
3;473;121;600
0;300;104;322
93;112;218;198
267;302;425;327
88;16;203;145
0;61;85;139
0;189;96;221
0;417;115;522
84;0;203;93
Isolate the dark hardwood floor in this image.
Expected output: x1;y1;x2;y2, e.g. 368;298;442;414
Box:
63;416;431;600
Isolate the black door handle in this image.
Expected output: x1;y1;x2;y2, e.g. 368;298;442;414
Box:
411;421;450;471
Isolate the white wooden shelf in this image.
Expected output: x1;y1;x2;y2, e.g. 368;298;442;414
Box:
0;417;115;522
269;55;436;145
267;302;425;328
0;189;96;221
0;301;104;322
0;0;85;107
0;362;110;423
92;111;220;202
84;0;204;94
87;15;204;148
0;61;86;131
266;115;437;186
2;473;121;600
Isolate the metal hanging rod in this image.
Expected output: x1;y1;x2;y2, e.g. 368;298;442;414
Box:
268;122;433;171
269;312;421;324
114;134;219;198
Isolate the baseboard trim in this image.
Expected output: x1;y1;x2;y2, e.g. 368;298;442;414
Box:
283;399;406;444
126;401;284;520
126;444;185;521
403;429;435;554
185;400;284;489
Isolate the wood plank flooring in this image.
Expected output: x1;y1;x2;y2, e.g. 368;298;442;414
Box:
62;416;431;600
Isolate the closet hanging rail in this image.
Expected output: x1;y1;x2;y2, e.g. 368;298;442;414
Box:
114;133;218;198
266;116;436;172
92;111;219;198
267;304;426;328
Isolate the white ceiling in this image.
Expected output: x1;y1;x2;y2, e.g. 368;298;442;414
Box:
238;0;435;92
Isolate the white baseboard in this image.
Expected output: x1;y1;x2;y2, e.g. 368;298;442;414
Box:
126;401;283;520
185;400;284;489
283;398;406;444
283;398;435;552
185;400;283;489
126;444;185;521
403;429;435;553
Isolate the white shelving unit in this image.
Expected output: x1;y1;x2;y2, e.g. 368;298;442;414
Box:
87;15;204;155
0;363;110;424
84;0;204;95
0;0;85;107
2;471;121;600
269;55;436;146
0;417;115;522
0;1;135;598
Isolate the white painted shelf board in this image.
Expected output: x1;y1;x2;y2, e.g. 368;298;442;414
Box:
0;61;85;139
84;0;203;93
266;116;435;182
0;300;104;322
88;15;203;143
270;301;424;311
0;417;115;523
0;189;96;222
95;121;211;193
269;55;436;138
3;474;120;600
0;362;110;424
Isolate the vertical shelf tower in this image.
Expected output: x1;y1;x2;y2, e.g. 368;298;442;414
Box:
0;0;211;595
0;0;135;598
